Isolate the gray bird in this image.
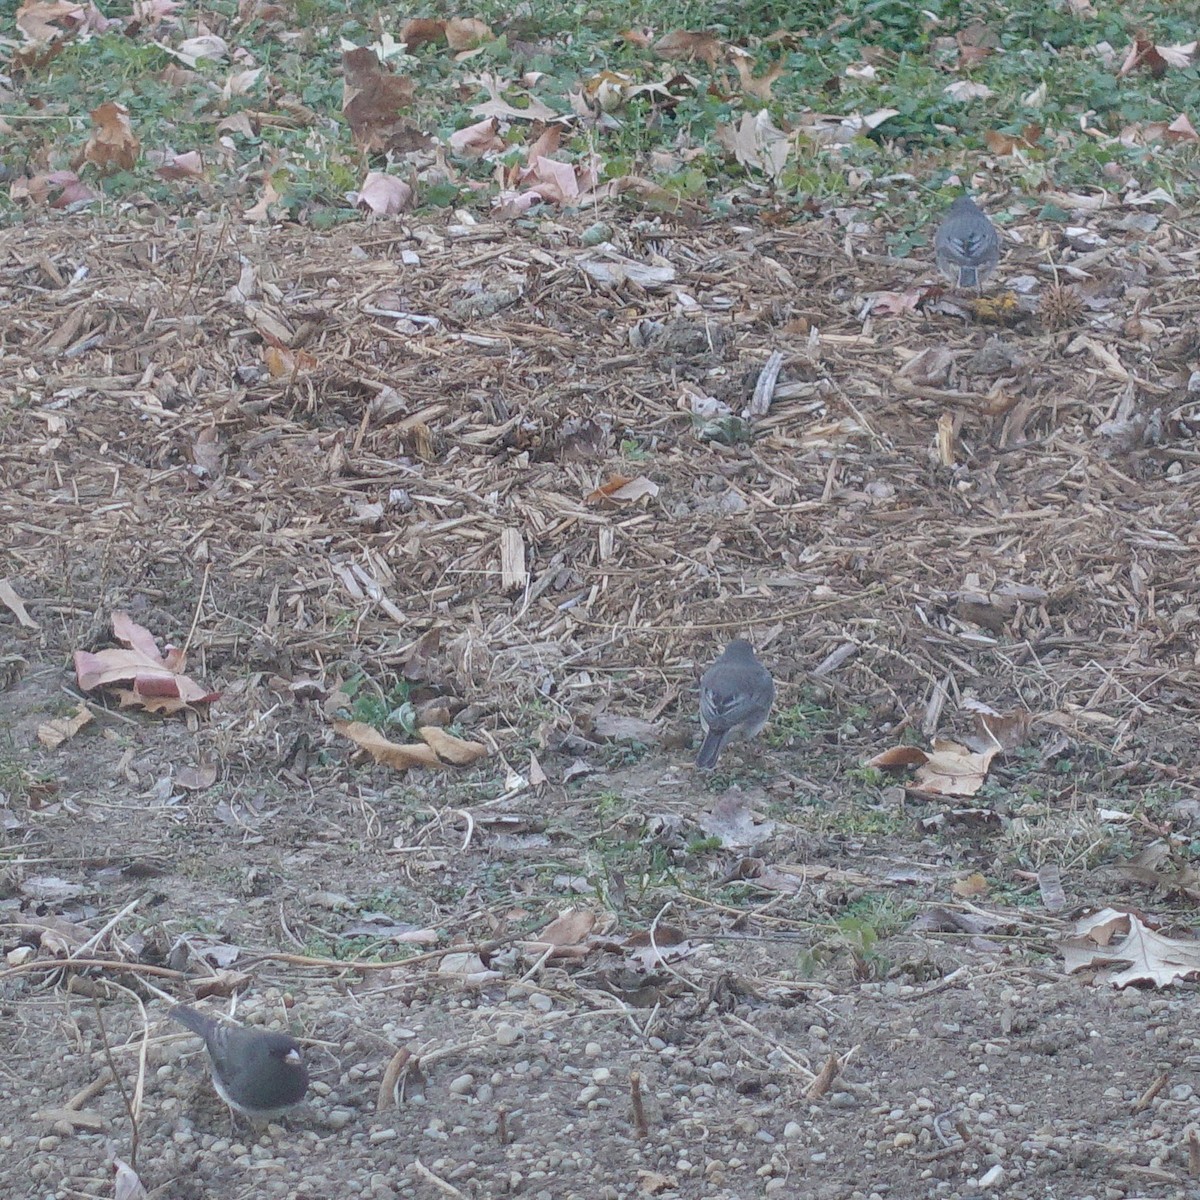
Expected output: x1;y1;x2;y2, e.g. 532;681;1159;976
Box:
170;1005;309;1118
696;639;775;770
934;194;1001;289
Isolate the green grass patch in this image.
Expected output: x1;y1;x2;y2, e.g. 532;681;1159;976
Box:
2;0;1196;227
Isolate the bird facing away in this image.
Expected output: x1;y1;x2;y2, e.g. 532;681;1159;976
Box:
170;1005;309;1119
696;639;775;770
934;194;1001;290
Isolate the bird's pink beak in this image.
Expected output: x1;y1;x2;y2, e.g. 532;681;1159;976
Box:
285;1049;302;1065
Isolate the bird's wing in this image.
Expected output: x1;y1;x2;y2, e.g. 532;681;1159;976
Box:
701;671;771;732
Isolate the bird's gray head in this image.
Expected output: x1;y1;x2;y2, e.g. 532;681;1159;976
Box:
725;639;755;658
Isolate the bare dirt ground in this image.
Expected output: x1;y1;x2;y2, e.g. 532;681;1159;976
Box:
3;204;1200;1200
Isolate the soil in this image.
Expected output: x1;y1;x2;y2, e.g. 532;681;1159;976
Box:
2;206;1200;1200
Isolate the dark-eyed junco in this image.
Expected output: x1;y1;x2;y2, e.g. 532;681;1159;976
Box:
696;639;775;770
934;194;1001;290
170;1004;309;1118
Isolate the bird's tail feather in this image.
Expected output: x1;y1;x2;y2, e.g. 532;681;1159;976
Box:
696;729;729;770
169;1005;212;1037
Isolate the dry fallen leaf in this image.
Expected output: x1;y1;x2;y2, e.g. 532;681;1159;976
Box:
263;344;319;377
961;703;1033;754
0;578;38;628
470;73;560;123
698;793;776;848
951;872;990;898
867;739;997;797
82;102;140;172
984;123;1042;155
342;47;419;153
585;474;661;505
716;110;791;180
444;16;493;52
523;909;598;958
398;17;444;49
164;34;229;67
334;720;441;769
356;170;414;215
1061;908;1200;988
418;725;488;765
728;49;785;101
155;150;206;181
74;612;219;711
653;30;722;66
449;116;506;157
37;704;93;749
15;0;83;44
437;950;501;984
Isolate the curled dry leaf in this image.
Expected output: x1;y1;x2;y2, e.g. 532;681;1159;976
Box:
1117;35;1170;79
525;908;598;956
83;102;140;172
37;704;93;749
585;474;660;505
112;1156;148;1200
962;704;1033;754
74;612;219;712
263;344;319;378
15;0;84;44
943;80;994;102
729;50;785;101
335;720;441;769
867;739;997;798
243;176;279;222
653;30;723;66
437;950;501;984
398;17;445;49
418;725;488;765
984;124;1042;155
356;171;414;215
0;578;38;628
716;111;791;181
170;34;228;66
449;117;506;157
444;17;493;51
698;793;776;848
155;150;206;181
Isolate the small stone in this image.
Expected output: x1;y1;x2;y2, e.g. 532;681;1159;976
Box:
591;1068;610;1084
527;993;553;1013
449;1074;474;1096
495;1023;521;1047
585;1043;602;1057
893;1132;916;1149
369;1128;399;1145
783;1122;803;1140
978;1164;1005;1189
327;1110;353;1130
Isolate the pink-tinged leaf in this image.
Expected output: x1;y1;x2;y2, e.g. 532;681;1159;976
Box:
449;116;506;156
74;613;219;709
356;171;414;215
156;150;206;180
